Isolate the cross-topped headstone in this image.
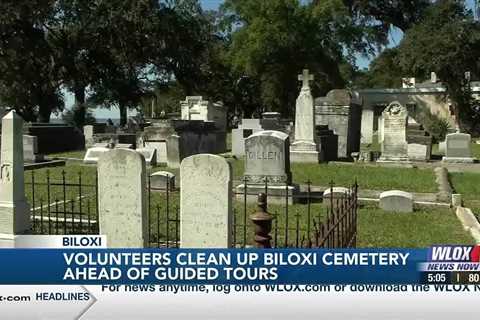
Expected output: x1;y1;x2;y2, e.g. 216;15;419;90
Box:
298;69;314;89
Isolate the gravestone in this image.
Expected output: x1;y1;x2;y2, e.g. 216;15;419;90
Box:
244;131;291;184
135;148;157;166
379;190;413;213
180;154;233;248
315;89;362;159
407;143;429;161
406;120;432;161
166;134;181;168
291;69;319;162
379;101;409;162
150;171;175;190
231;119;263;157
0;111;31;235
360;106;375;144
238;130;298;203
83;125;95;147
442;133;475;163
323;187;352;210
23;135;43;163
83;147;110;164
98;149;148;247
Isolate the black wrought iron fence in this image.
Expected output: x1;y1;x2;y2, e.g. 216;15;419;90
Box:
25;169;99;235
26;167;358;249
146;177;358;249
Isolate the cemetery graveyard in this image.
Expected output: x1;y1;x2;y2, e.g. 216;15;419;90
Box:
0;67;478;249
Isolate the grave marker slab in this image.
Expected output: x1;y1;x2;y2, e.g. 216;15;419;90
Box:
135;148;157;166
442;133;475;163
150;171;175;190
180;154;233;248
98;149;148;247
379;101;409;162
244;130;291;184
379;190;413;213
83;147;110;164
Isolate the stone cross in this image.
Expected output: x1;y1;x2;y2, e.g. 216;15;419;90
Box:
298;69;314;89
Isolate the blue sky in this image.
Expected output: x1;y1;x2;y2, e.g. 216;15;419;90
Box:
60;0;477;119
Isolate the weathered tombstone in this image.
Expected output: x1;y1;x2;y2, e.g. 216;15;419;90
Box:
83;125;94;147
438;140;446;155
378;116;384;144
314;89;362;159
442;133;475;163
237;130;297;203
0;111;31;235
379;190;413;213
23;135;43;163
83;147;110;164
407;143;429;161
150;171;175;190
231;119;263;157
166;134;181;169
135;148;157;166
360;106;375;144
180;154;233;248
98;149;148;247
244;131;291;184
323;187;352;210
291;69;319;162
379;101;409;162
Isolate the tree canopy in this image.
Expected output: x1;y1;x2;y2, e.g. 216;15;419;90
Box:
0;0;478;132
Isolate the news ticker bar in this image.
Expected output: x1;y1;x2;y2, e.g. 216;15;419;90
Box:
0;236;478;285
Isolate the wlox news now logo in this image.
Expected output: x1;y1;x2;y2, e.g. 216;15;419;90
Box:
429;245;480;262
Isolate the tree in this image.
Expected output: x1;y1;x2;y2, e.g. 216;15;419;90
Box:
87;0;162;126
221;0;359;116
45;0;104;126
342;0;431;32
352;48;403;89
0;0;63;122
396;0;480;131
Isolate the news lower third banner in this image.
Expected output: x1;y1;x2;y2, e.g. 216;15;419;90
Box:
0;244;479;285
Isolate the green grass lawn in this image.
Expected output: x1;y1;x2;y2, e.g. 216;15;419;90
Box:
228;159;436;192
357;205;473;247
26;157;471;247
449;171;480;201
472;142;480;159
47;150;87;159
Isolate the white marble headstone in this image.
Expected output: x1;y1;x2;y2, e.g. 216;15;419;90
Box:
0;111;31;234
98;149;148;247
180;154;232;248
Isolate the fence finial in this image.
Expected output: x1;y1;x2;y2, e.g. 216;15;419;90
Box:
250;193;273;248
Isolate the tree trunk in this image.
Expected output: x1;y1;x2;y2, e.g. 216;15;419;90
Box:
119;103;127;127
74;85;86;126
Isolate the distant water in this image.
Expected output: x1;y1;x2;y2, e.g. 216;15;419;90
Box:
50;118;121;125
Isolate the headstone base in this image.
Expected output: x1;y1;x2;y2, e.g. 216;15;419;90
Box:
377;156;410;163
290;141;320;163
442;157;476;163
236;184;299;204
0;201;31;234
290;150;320;163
